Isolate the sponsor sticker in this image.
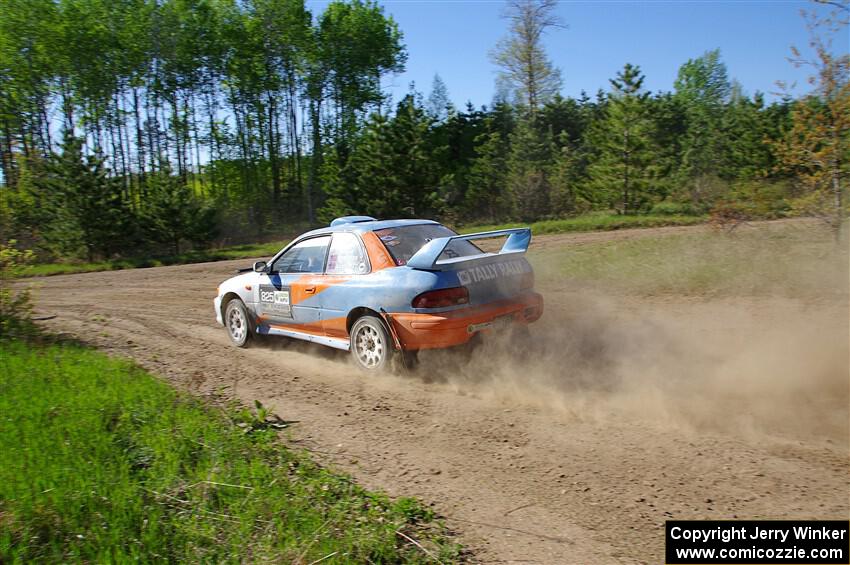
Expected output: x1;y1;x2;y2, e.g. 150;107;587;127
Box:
457;259;529;286
259;284;292;318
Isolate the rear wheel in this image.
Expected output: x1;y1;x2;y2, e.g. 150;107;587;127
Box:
350;315;392;371
224;299;252;347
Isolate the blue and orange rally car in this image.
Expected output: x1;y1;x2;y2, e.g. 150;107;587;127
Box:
214;216;543;371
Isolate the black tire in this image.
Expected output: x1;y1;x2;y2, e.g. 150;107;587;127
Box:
224;299;252;348
350;315;392;371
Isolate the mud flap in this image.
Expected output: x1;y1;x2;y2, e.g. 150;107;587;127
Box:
380;309;417;372
379;309;403;351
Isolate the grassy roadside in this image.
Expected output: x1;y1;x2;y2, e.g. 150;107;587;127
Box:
456;213;706;236
22;213;706;278
531;220;846;298
24;240;289;278
0;340;460;563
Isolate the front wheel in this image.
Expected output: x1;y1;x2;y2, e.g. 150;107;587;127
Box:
350;315;392;371
224;299;252;347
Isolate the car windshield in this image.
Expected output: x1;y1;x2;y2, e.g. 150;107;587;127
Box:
374;224;483;266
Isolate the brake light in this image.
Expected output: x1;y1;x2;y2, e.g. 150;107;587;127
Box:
412;287;469;309
519;271;534;290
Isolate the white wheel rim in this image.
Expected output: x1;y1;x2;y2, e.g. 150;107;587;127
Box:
354;324;385;369
227;306;246;342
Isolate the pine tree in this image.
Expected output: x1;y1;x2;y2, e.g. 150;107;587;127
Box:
540;94;589;147
390;95;442;216
506;116;555;221
673;49;732;204
586;64;659;214
647;92;687;205
721;90;774;181
316;146;357;224
465;127;510;222
35;132;134;261
427;74;454;123
549;132;583;215
347;112;400;217
428;103;489;213
332;96;441;219
141;165;218;255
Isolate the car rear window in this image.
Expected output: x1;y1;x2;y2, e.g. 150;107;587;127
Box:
374;224;483;266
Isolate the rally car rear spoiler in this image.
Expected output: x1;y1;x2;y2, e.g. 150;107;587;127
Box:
406;228;531;271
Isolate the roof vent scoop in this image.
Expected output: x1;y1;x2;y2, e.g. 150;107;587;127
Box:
330;215;377;227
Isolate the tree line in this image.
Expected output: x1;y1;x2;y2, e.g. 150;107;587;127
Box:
0;0;405;258
0;0;846;261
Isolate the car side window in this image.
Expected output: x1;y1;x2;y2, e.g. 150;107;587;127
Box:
326;232;369;275
271;236;330;274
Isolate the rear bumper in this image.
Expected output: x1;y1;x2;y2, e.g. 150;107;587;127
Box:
390;292;543;350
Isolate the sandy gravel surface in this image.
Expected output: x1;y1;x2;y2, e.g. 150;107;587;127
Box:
27;223;849;564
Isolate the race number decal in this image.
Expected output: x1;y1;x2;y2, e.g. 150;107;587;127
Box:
259;284;292;318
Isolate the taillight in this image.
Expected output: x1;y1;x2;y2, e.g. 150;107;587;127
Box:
519;271;534;290
412;287;469;309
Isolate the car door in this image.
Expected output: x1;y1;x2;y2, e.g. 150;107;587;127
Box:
256;235;331;336
318;232;371;339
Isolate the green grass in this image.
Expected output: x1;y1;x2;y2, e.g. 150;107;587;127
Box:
24;240;289;278
531;221;847;298
23;213;707;278
457;213;706;236
0;340;459;563
24;213;706;277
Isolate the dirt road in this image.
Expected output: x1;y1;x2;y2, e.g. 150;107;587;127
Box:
28;223;849;564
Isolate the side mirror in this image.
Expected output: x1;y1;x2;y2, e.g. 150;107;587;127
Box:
253;261;267;273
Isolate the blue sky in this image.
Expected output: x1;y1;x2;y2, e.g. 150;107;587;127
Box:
319;0;845;109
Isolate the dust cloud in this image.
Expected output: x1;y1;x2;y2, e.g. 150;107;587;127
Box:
418;294;849;444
